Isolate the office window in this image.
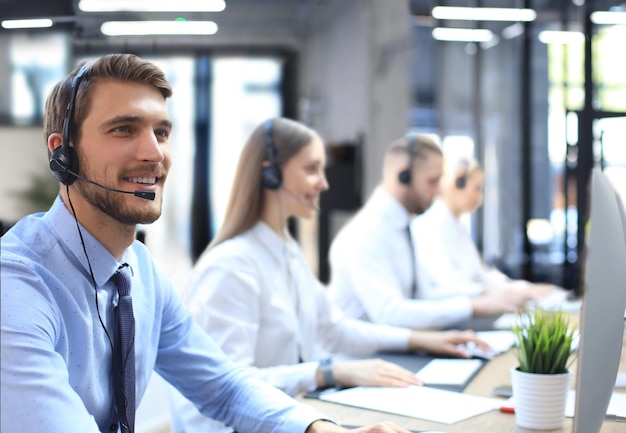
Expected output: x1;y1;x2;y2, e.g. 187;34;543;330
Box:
5;33;67;124
595;26;626;112
545;24;626;270
210;56;282;234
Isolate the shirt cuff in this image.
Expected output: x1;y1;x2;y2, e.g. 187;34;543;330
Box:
284;404;337;433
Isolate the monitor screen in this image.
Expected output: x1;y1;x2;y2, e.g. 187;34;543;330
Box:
572;168;626;432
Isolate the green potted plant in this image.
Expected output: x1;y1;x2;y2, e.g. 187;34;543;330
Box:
510;308;578;430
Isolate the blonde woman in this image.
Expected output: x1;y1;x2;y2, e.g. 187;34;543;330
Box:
411;156;556;301
170;118;489;433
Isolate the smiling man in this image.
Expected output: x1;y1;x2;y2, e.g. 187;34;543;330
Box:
0;54;410;433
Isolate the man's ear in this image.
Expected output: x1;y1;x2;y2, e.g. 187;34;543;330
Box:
47;132;63;155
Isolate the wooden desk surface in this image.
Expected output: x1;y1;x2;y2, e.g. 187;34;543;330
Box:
298;322;626;433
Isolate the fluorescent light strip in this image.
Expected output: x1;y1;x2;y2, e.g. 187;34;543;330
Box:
432;6;536;22
101;21;218;36
591;11;626;25
502;23;525;40
1;18;53;29
432;27;493;42
538;30;584;44
80;0;225;12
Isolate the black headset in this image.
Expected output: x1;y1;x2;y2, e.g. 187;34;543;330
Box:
261;118;283;190
398;134;417;185
455;158;470;189
49;62;91;186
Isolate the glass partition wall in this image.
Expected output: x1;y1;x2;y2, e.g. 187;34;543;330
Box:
410;0;626;291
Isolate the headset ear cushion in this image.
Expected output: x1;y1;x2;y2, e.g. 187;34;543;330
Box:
49;145;78;185
398;169;410;185
261;165;282;190
455;175;466;189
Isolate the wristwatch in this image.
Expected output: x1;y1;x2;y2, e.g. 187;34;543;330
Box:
319;357;336;388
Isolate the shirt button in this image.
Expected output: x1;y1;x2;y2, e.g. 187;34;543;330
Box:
109;423;117;431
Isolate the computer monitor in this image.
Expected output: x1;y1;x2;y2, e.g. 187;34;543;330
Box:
572;168;626;433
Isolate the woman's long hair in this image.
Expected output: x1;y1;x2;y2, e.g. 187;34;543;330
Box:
208;117;319;249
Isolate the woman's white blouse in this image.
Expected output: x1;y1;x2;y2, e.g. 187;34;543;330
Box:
411;199;510;300
170;221;411;433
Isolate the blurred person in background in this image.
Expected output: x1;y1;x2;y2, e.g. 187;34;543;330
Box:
329;136;536;331
170;118;489;433
411;155;557;302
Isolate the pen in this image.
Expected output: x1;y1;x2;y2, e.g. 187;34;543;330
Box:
500;405;515;414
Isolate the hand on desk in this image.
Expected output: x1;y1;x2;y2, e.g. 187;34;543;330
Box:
306;420;412;433
510;281;556;300
344;422;413;433
332;359;422;389
408;329;491;359
471;289;532;316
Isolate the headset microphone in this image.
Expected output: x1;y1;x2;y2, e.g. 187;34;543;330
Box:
282;187;320;212
50;160;156;200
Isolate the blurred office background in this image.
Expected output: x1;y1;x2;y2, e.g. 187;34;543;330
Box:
1;1;625;430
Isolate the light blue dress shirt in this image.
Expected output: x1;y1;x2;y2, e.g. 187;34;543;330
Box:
1;196;325;433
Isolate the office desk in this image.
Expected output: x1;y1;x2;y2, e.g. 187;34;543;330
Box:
298;327;626;432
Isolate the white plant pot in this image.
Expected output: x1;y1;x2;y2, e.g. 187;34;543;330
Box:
511;367;572;430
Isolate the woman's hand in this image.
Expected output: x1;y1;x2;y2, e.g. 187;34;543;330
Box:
329;358;422;389
408;329;491;358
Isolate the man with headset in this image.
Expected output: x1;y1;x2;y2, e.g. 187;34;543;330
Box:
328;135;533;330
0;54;409;433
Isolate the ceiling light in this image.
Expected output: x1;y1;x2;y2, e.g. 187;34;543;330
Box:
481;35;500;50
432;6;536;22
591;11;626;25
1;18;53;29
432;27;493;42
502;23;525;40
101;20;218;36
538;30;584;44
80;0;226;12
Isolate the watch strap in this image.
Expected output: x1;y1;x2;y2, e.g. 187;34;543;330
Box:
319;357;336;388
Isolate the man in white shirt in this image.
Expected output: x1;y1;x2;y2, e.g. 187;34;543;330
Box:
329;135;532;330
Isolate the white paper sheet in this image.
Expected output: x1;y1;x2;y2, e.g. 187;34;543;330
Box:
564;390;626;418
476;330;517;354
320;385;502;424
415;359;484;386
493;299;583;329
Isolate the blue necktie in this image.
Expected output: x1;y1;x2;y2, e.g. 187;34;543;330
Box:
112;264;135;433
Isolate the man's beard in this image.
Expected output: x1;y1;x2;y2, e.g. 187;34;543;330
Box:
404;189;427;215
73;165;162;225
409;201;427;215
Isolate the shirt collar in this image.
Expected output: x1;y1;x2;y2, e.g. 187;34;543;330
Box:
367;186;412;229
250;220;298;263
44;195;127;288
430;199;462;226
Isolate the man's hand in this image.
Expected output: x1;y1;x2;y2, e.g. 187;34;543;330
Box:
408;329;491;358
471;289;531;316
306;420;411;433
